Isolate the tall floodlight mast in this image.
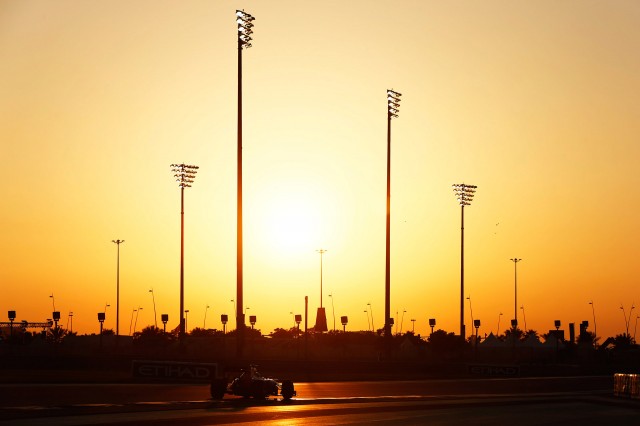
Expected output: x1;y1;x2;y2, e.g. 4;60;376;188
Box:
170;163;199;338
111;239;124;339
510;258;522;325
452;183;477;339
236;9;255;359
385;89;401;346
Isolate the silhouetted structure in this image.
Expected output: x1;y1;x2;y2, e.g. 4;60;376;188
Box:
453;183;477;338
170;163;198;338
235;8;255;359
385;89;401;347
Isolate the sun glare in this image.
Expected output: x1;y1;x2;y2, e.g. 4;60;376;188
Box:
262;198;320;254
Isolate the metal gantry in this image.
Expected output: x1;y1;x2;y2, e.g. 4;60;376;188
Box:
452;183;477;339
171;163;199;338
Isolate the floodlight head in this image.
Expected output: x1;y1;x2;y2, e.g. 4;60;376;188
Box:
387;89;402;118
237;10;255;49
452;183;477;206
171;163;199;188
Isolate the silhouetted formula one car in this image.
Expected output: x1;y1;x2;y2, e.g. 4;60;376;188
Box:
210;365;296;400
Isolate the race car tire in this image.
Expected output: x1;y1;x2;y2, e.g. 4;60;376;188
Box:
210;378;226;400
281;380;295;400
251;380;267;399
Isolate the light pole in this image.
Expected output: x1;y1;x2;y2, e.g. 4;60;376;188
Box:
385;89;401;343
400;309;406;334
235;8;255;359
520;305;527;331
317;249;327;308
104;303;110;315
497;312;503;336
204;305;210;329
69;312;73;333
111;239;124;338
621;304;635;336
411;318;416;334
50;294;59;328
589;301;597;347
328;294;336;332
453;183;477;339
185;309;189;333
367;302;375;332
171;163;199;338
554;320;561;360
129;308;136;335
467;296;474;329
149;289;157;328
315;249;328;332
510;258;522;324
364;310;370;331
133;307;143;334
395;309;399;335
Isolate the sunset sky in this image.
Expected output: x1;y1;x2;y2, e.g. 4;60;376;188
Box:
2;1;639;340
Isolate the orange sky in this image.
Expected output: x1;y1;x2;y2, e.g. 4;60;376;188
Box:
1;1;640;339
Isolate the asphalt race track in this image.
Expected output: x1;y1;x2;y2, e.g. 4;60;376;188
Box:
1;376;639;425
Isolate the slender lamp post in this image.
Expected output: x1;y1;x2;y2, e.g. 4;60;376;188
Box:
69;312;73;333
328;294;336;332
204;305;210;329
315;249;328;332
185;309;189;333
520;305;527;331
385;89;401;342
467;295;474;327
133;307;143;334
317;249;327;308
171;163;199;338
453;183;477;338
49;294;59;328
367;302;375;332
588;301;597;347
235;8;255;359
112;239;124;338
129;308;136;335
510;258;522;324
621;304;635;336
497;312;503;335
149;289;157;328
364;310;370;331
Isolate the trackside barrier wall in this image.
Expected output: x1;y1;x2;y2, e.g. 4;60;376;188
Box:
613;373;640;398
